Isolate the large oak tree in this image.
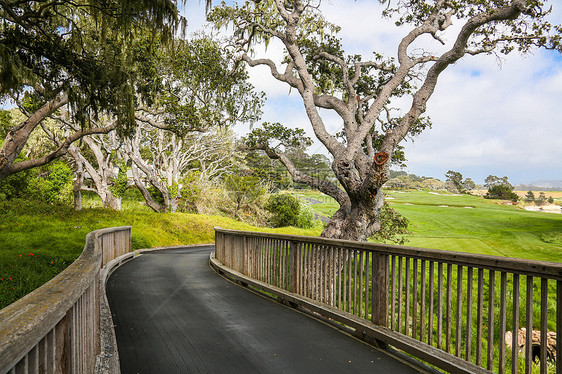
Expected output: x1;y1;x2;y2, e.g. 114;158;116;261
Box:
210;0;561;241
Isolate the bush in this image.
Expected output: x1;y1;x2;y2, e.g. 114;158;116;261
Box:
0;165;38;200
484;184;519;203
266;194;300;227
296;202;315;229
266;194;316;228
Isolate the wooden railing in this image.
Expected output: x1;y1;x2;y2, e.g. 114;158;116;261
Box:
0;227;131;374
214;227;562;374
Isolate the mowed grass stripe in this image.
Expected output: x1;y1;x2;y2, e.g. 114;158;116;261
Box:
295;190;562;263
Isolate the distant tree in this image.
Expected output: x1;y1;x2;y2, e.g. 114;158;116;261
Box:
445;170;473;194
536;192;547;206
225;175;267;220
419;178;446;191
485;185;519;202
484;175;512;189
484;175;517;202
548;196;554;204
525;190;536;203
463;178;476;192
385;175;414;190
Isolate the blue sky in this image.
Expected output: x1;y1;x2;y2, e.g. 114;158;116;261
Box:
187;2;562;185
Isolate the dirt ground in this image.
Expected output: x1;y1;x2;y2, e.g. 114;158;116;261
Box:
514;191;562;199
472;190;562;198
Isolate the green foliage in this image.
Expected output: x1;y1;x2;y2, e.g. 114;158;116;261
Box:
1;160;73;205
176;171;203;213
0;1;185;132
158;35;264;134
0;196;321;308
295;203;316;229
109;167;129;198
244;150;293;191
445;170;474;194
266;194;301;227
37;161;74;205
225;174;267;219
266;193;316;229
525;190;536;202
485;184;519;203
0;109;12;139
370;203;410;245
245;122;312;151
540;232;562;245
0;162;38;200
536;192;548;206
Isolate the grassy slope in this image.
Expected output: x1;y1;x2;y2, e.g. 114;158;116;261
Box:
295;190;562;263
0;198;321;308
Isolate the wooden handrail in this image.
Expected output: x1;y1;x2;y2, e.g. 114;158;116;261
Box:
214;227;562;374
0;226;131;374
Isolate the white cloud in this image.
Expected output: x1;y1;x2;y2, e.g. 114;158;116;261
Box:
185;1;562;184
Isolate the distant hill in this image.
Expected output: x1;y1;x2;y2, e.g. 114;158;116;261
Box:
515;180;562;191
530;180;562;189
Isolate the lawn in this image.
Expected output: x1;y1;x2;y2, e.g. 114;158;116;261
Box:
0;198;321;309
294;190;562;263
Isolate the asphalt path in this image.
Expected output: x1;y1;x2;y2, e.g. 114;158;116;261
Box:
106;246;423;373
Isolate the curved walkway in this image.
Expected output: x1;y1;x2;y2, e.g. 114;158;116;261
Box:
106;246;423;373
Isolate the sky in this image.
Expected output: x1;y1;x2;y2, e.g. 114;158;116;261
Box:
183;1;562;186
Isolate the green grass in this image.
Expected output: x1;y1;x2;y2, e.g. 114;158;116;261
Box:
0;198;321;309
294;190;562;263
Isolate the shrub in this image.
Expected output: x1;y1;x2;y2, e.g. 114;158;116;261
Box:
265;194;316;228
296;202;315;229
266;194;300;227
485;184;519;203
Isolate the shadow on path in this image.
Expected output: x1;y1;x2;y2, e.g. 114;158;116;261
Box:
106;246;423;373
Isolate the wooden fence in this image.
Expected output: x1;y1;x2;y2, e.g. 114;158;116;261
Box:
0;227;131;374
214;227;562;374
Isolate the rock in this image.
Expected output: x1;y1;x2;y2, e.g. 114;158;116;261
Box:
505;328;556;362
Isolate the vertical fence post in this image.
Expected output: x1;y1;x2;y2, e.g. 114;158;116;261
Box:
289;241;299;294
372;252;389;327
243;235;249;276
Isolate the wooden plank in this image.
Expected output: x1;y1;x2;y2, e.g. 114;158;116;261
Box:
214;227;562;279
353;250;358;315
413;259;418;339
364;252;370;320
446;263;453;353
487;270;495;371
330;247;337;306
499;272;507;374
456;265;463;357
512;274;520;374
540;278;548;374
348;250;353;313
371;253;389;327
398;257;403;333
466;267;473;362
359;251;365;318
420;260;426;342
391;256;396;330
437;262;443;350
556;281;562;373
406;258;411;336
525;276;533;374
428;261;435;347
476;268;484;366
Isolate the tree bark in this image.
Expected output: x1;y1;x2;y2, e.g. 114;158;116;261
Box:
0;93;69;181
